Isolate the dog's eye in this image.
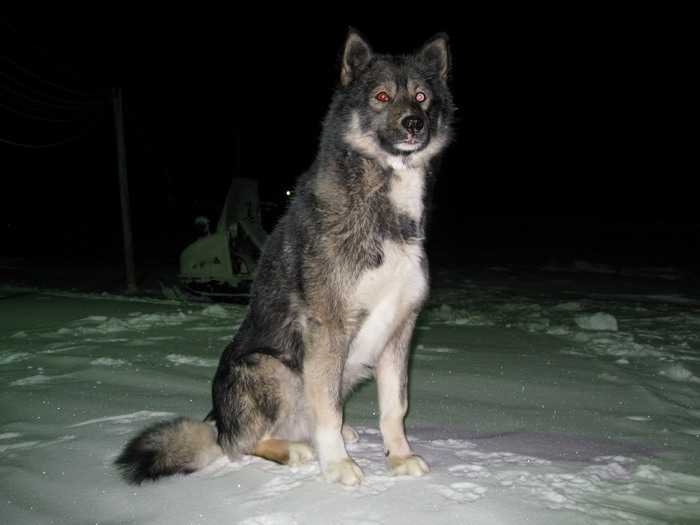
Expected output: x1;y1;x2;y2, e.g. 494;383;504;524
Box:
375;92;390;103
415;92;427;103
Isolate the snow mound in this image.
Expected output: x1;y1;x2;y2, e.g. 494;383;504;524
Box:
659;363;700;383
56;311;192;337
575;312;618;331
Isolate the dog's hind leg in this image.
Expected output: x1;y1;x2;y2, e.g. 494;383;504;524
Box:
376;313;429;477
253;439;314;466
212;354;290;460
342;424;360;444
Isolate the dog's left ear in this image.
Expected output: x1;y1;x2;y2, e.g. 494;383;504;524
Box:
341;28;373;86
417;33;450;82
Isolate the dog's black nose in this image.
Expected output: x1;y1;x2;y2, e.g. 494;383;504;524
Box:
401;115;424;134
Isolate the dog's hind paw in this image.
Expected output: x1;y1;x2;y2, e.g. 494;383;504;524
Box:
388;454;430;477
288;442;314;466
323;458;364;486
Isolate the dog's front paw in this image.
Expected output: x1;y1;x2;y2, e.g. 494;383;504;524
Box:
323;458;364;486
388;454;430;476
288;442;314;466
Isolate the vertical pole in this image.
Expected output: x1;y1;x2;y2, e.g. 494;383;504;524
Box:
112;87;137;294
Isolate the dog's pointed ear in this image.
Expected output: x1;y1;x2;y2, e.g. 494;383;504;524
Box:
341;28;373;86
417;33;450;82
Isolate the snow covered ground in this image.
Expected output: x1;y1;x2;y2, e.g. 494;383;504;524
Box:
1;267;700;524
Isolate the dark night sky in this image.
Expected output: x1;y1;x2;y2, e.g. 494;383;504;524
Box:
1;9;696;269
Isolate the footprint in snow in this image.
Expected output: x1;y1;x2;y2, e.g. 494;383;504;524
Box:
243;476;303;504
236;513;298;525
448;463;489;480
432;481;488;503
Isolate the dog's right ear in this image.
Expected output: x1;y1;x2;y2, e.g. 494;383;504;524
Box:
341;28;373;86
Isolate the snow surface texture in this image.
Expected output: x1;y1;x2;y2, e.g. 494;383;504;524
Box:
1;267;700;524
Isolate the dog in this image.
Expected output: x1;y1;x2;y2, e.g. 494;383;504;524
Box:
116;28;454;487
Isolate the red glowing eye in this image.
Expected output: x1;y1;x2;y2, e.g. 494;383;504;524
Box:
416;92;427;103
375;91;390;102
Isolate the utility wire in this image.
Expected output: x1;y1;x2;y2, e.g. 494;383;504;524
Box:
0;106;106;148
0;54;102;100
0;100;86;122
0;132;90;148
0;116;103;148
0;72;104;110
1;18;103;101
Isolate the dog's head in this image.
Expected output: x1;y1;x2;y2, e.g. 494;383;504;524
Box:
335;29;454;165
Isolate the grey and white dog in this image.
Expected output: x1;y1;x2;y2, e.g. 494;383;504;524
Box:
116;29;454;486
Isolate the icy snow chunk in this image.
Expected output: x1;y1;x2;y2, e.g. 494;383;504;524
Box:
542;260;616;274
69;410;174;427
237;513;299;525
553;302;583;312
659;363;700;383
166;354;218;368
10;331;27;339
10;374;53;386
574;312;618;331
0;352;31;365
520;318;550;332
417;345;458;354
201;304;229;318
94;318;131;333
573;260;616;274
129;312;188;327
429;439;477;449
432;481;488;502
425;304;494;326
634;464;700;488
91;358;128;367
433;304;456;320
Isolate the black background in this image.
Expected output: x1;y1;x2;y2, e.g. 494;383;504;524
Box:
1;8;696;275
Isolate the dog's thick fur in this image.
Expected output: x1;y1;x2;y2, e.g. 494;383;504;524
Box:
116;29;454;486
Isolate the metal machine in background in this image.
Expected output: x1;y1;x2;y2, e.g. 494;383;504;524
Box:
174;178;267;302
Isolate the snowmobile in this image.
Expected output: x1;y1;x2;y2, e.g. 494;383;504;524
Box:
167;178;267;303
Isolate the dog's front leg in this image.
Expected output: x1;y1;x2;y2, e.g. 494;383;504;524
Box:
304;318;364;486
376;313;430;476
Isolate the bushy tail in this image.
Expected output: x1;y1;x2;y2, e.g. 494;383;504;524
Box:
115;417;223;484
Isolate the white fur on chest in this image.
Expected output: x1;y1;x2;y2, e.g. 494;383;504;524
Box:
387;157;425;223
345;241;427;376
